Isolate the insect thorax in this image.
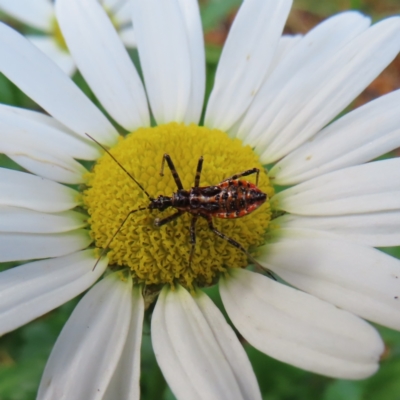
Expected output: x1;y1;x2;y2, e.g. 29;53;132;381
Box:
150;195;173;211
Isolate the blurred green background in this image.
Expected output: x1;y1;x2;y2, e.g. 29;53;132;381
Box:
0;0;400;399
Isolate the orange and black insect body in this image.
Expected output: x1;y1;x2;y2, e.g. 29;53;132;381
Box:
86;134;273;278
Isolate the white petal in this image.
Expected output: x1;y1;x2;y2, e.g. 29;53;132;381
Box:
7;154;86;184
0;103;89;183
37;273;133;400
0;0;53;31
152;286;260;400
176;0;205;125
227;34;303;139
0;22;118;146
27;35;76;76
205;0;292;132
0;206;86;233
0;229;91;262
265;34;303;78
272;159;400;215
237;12;371;146
56;0;149;131
132;0;191;124
0;104;101;160
103;286;144;400
0;249;107;335
194;291;261;400
0;105;93;184
0;168;79;212
256;17;400;163
111;0;132;26
257;228;400;330
271;89;400;185
274;212;400;247
220;269;384;379
102;0;123;11
118;26;136;48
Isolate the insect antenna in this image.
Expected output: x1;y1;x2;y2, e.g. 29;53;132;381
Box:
85;133;154;270
85;133;154;200
92;206;148;270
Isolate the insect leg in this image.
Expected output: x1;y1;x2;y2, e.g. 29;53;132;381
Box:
160;154;184;190
194;156;204;187
204;215;276;280
188;216;198;268
92;206;148;271
154;210;183;227
223;168;260;186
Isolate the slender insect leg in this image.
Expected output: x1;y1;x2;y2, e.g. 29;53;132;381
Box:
204;215;276;280
93;206;148;271
154;210;183;227
223;168;260;186
160;153;184;190
188;216;198;268
194;156;204;187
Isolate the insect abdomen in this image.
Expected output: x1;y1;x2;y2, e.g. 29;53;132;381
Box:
191;180;267;218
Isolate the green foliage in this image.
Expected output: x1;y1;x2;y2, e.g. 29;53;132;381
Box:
323;380;363;400
200;0;241;31
140;323;168;400
0;300;77;400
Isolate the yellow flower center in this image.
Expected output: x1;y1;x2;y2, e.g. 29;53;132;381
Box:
83;123;273;289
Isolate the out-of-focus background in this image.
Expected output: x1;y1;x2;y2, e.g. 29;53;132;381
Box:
0;0;399;399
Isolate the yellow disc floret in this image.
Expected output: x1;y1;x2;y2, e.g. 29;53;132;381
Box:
83;123;273;289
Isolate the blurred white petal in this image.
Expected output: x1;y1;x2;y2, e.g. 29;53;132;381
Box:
258;228;400;330
271;89;400;185
111;0;132;26
0;168;79;212
0;22;118;146
0;250;107;335
220;269;384;379
194;291;261;400
152;286;261;400
205;0;292;131
6;154;86;184
274;212;400;247
265;34;303;78
0;101;89;182
132;0;191;124
103;286;144;400
119;26;136;48
237;11;371;145
0;206;86;233
0;0;53;31
176;0;205;124
272;159;400;215
0;103;100;160
56;0;149;131
0;229;92;262
27;35;76;76
256;17;400;163
37;273;133;400
227;34;302;139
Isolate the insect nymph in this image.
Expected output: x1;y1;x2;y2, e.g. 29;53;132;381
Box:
86;134;270;273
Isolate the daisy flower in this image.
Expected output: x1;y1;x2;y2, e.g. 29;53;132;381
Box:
0;0;135;75
0;0;400;398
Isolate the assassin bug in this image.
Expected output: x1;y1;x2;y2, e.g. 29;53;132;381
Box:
86;134;274;279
